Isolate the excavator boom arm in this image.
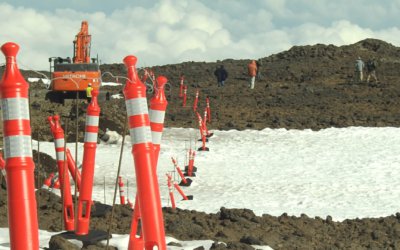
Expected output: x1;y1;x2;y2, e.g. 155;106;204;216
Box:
73;21;91;63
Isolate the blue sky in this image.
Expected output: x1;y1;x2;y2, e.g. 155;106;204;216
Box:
0;0;399;70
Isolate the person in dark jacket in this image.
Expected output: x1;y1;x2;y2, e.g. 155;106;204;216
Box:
256;60;262;80
366;58;378;83
214;65;228;87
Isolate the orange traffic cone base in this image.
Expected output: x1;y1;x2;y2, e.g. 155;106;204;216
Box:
197;147;209;151
185;195;194;200
179;178;193;186
54;230;110;246
184;172;196;177
184;166;197;172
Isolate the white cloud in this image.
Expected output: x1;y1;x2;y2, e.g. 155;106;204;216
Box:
0;1;399;71
156;0;185;25
286;20;373;46
184;13;222;34
375;27;400;46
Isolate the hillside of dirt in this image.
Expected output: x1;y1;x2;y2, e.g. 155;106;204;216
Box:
2;38;400;249
7;38;398;144
13;38;400;145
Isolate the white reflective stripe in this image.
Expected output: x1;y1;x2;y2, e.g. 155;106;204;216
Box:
56;151;65;161
54;138;65;149
129;127;152;145
84;132;98;143
85;115;99;126
149;109;165;124
125;98;148;117
151;131;162;145
3;135;32;158
1;98;30;120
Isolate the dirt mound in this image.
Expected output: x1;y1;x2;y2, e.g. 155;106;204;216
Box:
2;38;400;248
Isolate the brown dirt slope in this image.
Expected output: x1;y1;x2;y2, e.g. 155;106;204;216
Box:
99;38;400;134
11;38;400;143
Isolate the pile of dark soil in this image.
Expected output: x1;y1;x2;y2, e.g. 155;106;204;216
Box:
2;38;400;249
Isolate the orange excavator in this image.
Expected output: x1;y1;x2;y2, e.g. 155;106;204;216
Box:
47;21;101;103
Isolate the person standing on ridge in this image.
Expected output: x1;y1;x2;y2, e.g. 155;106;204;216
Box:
214;65;228;87
366;58;378;83
248;60;257;89
86;83;93;103
355;56;365;83
256;60;262;80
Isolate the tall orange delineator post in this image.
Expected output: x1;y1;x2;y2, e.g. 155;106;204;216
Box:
182;85;187;107
185;149;197;177
193;89;199;111
118;176;126;205
48;115;75;231
179;74;184;97
52;177;60;189
166;173;193;200
171;157;191;186
0;42;39;250
76;90;101;235
129;74;169;248
149;75;169;166
129;196;143;249
0;152;6;178
43;172;55;188
206;96;211;123
66;148;81;191
127;198;134;209
123;55;166;250
48;117;81;191
203;108;214;138
0;152;5;168
196;112;209;151
166;174;176;209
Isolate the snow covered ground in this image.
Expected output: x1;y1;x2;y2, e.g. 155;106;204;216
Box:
2;126;400;249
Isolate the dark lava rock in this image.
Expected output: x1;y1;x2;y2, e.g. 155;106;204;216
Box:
48;235;80;250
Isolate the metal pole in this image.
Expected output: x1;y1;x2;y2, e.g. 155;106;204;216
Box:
37;133;40;226
127;179;129;202
106;114;128;249
74;90;79;229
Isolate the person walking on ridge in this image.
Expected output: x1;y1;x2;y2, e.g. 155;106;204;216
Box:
366;58;378;83
214;65;228;87
248;60;257;89
355;56;364;83
256;60;262;80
